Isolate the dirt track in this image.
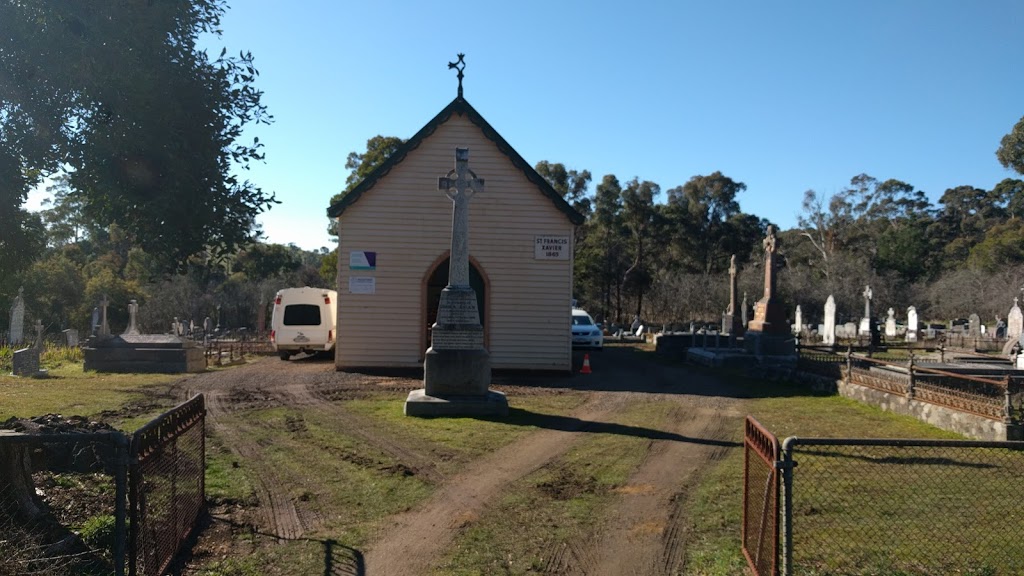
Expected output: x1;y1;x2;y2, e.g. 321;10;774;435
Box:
172;345;748;575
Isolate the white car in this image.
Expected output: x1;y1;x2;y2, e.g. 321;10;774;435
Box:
571;308;603;350
270;287;338;360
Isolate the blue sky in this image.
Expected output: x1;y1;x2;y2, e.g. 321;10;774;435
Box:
45;0;1024;251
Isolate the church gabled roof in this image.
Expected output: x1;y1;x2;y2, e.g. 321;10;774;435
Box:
326;96;586;225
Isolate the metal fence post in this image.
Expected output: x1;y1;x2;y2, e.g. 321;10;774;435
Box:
1004;376;1014;426
780;438;797;576
845;344;853;382
907;351;916;399
112;432;130;576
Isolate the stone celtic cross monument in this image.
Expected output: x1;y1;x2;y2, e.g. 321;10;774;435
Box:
406;147;508;417
722;254;742;336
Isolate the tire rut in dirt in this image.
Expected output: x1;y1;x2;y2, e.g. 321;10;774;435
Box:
565;397;741;576
203;389;307;540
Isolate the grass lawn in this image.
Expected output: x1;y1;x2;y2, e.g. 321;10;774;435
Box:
682;378;1019;576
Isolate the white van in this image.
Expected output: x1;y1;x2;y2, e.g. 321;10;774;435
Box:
270;287;338;360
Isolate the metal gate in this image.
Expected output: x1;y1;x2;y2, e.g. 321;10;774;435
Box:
742;416;779;576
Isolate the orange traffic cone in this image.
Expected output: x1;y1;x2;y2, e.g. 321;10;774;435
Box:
580;353;592;374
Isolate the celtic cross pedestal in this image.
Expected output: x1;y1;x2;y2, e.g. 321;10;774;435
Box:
407;147;507;417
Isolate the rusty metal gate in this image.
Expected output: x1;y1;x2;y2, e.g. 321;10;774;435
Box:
129;394;206;576
742;416;779;576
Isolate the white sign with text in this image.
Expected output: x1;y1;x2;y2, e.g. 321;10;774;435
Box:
534;236;570;260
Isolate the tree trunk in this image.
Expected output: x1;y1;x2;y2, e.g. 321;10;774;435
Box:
0;443;46;521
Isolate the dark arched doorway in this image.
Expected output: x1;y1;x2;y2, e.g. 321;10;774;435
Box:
424;256;487;355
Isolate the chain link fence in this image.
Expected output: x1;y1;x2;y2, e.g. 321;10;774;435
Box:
0;431;129;576
1;395;205;576
130;394;206;576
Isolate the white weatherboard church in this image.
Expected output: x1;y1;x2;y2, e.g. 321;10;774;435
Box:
326;87;584;373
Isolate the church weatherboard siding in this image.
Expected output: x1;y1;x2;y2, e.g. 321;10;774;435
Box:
335;113;574;371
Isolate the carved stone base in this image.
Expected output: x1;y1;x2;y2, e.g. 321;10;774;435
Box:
404;389;509;418
423;347;491;396
744;330;797;359
747;298;789;335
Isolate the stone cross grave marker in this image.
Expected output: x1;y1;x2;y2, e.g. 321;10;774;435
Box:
907;306;918;342
823;295;836;345
722;254;740;335
99;294;110;336
409;144;506;418
860;285;873;335
9;286;25;345
741;292;749;327
885;308;897;338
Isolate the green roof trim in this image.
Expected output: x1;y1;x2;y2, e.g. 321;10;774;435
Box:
326;96;585;225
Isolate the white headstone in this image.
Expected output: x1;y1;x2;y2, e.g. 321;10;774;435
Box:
1008;299;1023;342
9;286;25;345
907;306;918;342
823;295;836;345
885;308;897;338
793;305;803;334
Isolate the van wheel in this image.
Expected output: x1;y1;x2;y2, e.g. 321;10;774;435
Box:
279;352;291;361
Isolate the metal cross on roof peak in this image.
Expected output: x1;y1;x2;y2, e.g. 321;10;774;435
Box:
448;53;466;98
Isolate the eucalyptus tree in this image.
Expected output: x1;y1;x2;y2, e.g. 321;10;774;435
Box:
1;0;274;272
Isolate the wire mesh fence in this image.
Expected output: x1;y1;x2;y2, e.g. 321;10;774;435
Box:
783;438;1024;576
0;431;129;576
130;394;206;576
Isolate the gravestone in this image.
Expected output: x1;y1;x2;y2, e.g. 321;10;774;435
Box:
859;285;873;335
124;299;141;335
843;322;858;339
9;286;25;345
33;319;43;349
98;294;111;336
62;329;79;347
12;348;40;376
741;292;749;327
793;305;803;335
1008;298;1023;342
407;146;507;417
722;254;742;335
906;306;918;342
968;313;981;338
91;307;100;336
745;225;794;358
823;295;836;345
885;308;897;338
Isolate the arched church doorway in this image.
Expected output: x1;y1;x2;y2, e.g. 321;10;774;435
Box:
423;256;487;356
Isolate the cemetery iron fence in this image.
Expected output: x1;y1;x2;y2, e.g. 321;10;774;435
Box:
743;419;1024;576
797;345;1023;426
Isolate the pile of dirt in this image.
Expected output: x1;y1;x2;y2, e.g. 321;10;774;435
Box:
1;414;118;435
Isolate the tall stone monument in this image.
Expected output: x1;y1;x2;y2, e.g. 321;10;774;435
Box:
859;285;873;335
741;292;749;327
793;305;803;335
745;225;794;357
124;299;141;335
721;255;742;336
406;147;508;417
9;286;25;345
823;295;836;346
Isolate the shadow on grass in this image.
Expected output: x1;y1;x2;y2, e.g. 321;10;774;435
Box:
169;513;366;576
471;406;740;448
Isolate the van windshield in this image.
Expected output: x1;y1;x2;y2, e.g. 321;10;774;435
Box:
283;304;322;326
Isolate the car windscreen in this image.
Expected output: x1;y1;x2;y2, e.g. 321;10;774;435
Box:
572;315;593;326
283;304;322;326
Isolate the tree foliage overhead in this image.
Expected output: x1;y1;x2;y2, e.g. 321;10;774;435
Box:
0;0;275;272
997;115;1024;176
327;135;405;237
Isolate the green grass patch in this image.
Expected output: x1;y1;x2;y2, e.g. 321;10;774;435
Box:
432;398;674;575
0;363;181;424
345;393;588;470
683;379;1017;575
